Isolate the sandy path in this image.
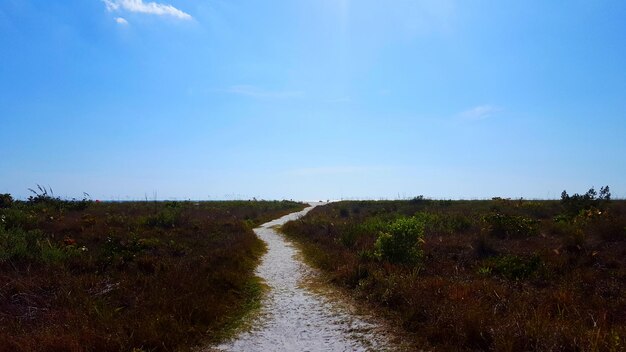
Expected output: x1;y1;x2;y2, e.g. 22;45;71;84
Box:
210;203;399;352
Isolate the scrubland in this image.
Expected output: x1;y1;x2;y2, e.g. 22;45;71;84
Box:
0;191;304;351
282;189;625;351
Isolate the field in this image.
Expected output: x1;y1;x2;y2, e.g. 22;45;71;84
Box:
0;193;305;352
282;191;626;351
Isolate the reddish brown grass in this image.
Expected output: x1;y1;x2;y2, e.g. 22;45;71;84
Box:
282;199;626;351
0;200;305;352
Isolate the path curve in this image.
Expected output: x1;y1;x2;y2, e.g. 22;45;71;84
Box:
210;203;399;352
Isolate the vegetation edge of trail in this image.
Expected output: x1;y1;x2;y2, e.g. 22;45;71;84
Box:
200;243;269;346
276;225;420;351
281;196;626;351
0;195;307;352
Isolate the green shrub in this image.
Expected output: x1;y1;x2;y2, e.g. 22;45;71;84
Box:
0;226;37;262
0;207;36;229
553;208;624;248
144;209;182;228
418;211;472;235
548;218;587;250
584;211;626;242
0;226;74;264
483;213;538;238
409;195;430;205
560;186;610;216
339;225;359;248
0;194;13;208
26;185;92;211
165;201;181;209
27;184;57;205
480;255;541;280
41;242;75;263
98;236;149;269
520;201;550;218
357;216;388;234
374;216;425;265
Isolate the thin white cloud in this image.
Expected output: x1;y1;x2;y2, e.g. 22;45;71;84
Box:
226;85;304;99
103;0;120;11
115;17;129;25
103;0;192;20
458;105;502;121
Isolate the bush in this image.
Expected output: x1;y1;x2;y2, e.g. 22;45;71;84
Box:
374;216;425;265
0;194;13;208
99;236;147;269
483;213;538;238
26;185;92;211
144;209;182;228
0;226;74;264
479;255;541;280
339;225;359;248
0;207;36;229
418;212;472;235
561;186;610;216
27;184;58;205
520;201;550;218
584;211;626;242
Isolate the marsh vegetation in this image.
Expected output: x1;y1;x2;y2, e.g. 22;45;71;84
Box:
0;191;304;351
282;189;625;351
2;185;624;351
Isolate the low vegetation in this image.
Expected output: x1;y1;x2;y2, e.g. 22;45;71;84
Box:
0;190;305;352
282;188;625;351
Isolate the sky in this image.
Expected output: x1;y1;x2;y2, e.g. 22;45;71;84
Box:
1;0;625;201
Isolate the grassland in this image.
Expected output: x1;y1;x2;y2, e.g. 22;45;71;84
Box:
0;192;305;352
282;192;625;351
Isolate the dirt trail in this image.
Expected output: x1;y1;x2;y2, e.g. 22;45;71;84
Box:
210;203;400;351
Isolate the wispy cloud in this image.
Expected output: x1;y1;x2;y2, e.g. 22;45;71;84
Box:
225;85;304;99
115;17;129;25
103;0;192;20
457;105;502;121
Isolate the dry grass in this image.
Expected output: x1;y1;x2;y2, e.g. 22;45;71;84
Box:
0;199;305;352
282;198;626;351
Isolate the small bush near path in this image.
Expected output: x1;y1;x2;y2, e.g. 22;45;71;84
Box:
374;216;425;265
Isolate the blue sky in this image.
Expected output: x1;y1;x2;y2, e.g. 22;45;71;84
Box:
1;0;625;200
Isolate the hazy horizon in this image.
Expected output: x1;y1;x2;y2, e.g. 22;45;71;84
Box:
2;1;625;200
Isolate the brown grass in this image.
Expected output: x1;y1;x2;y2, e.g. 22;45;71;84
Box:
0;200;305;352
282;199;626;351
